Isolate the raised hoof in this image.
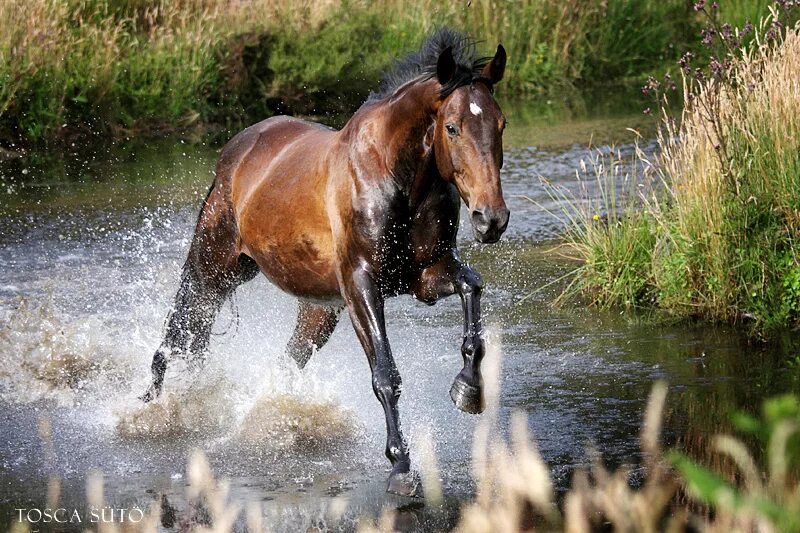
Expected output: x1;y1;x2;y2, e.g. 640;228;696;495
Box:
450;376;484;414
386;471;423;498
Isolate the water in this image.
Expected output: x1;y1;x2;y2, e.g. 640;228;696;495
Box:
0;90;797;532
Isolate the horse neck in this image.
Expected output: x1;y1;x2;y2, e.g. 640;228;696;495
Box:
348;78;440;194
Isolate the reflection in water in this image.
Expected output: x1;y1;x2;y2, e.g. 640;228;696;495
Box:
498;85;656;150
0;94;796;531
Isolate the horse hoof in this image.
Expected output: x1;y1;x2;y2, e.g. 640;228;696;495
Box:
450;376;484;414
386;471;424;498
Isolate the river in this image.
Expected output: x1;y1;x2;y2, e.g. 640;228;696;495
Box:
0;88;796;531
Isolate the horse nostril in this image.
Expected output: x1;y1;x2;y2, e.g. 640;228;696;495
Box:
470;210;491;233
497;207;510;232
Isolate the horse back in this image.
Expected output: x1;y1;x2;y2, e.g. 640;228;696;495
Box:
225;116;334;214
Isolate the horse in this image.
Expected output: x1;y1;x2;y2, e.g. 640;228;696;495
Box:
140;28;509;497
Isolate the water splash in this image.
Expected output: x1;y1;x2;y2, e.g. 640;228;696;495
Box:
0;295;135;403
116;378;236;439
237;394;360;452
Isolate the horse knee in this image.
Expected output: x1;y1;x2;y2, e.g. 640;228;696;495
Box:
455;267;483;295
412;287;443;305
372;370;402;403
411;268;455;303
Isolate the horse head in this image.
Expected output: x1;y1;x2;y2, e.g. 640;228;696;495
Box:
432;44;509;243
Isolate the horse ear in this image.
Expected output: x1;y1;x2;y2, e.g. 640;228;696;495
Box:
482;44;506;84
436;46;456;85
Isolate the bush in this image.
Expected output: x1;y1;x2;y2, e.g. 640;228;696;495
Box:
0;0;781;146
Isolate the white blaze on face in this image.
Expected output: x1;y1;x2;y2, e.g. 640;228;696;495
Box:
469;102;482;116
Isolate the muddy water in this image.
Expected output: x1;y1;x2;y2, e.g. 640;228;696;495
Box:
0;91;797;532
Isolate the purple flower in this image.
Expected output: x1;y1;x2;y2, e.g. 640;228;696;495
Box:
664;73;677;91
766;21;783;41
701;27;716;46
679;51;694;73
694;68;705;82
694;0;705;11
710;57;725;78
642;76;660;96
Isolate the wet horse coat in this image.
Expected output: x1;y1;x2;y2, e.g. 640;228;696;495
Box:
142;29;509;496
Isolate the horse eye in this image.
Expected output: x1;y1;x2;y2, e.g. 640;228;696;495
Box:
445;123;459;137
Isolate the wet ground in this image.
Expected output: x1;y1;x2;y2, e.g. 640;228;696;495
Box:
0;89;797;531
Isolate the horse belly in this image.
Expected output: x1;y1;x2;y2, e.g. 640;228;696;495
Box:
239;172;341;301
250;231;341;303
237;174;340;301
230;119;343;302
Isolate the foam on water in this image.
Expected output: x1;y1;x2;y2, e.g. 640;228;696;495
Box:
116;379;236;439
0;295;135;404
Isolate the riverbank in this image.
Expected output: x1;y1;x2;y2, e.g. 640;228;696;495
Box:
556;10;800;338
0;0;773;148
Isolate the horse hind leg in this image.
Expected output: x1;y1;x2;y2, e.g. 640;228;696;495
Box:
286;302;342;369
140;182;259;402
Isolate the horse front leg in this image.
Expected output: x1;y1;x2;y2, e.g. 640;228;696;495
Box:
342;264;421;497
451;265;485;414
412;251;486;414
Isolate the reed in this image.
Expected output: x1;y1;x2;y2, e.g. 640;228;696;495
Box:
550;8;800;336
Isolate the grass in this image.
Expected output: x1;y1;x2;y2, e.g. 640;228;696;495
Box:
0;0;777;147
550;10;800;338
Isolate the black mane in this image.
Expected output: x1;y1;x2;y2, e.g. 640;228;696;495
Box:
368;27;492;101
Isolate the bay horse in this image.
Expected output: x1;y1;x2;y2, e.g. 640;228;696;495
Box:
141;28;509;497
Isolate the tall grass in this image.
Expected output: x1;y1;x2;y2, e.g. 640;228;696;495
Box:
0;0;777;146
553;10;800;336
0;0;224;140
18;368;798;531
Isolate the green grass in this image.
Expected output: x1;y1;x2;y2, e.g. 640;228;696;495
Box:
554;15;800;337
0;0;779;146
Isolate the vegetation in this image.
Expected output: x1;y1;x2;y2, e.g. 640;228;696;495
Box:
0;0;775;147
16;375;799;531
550;5;800;337
670;393;800;532
442;382;800;532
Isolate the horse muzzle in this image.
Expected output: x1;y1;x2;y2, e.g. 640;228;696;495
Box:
470;206;510;243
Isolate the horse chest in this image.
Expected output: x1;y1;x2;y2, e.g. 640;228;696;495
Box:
363;206;458;296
